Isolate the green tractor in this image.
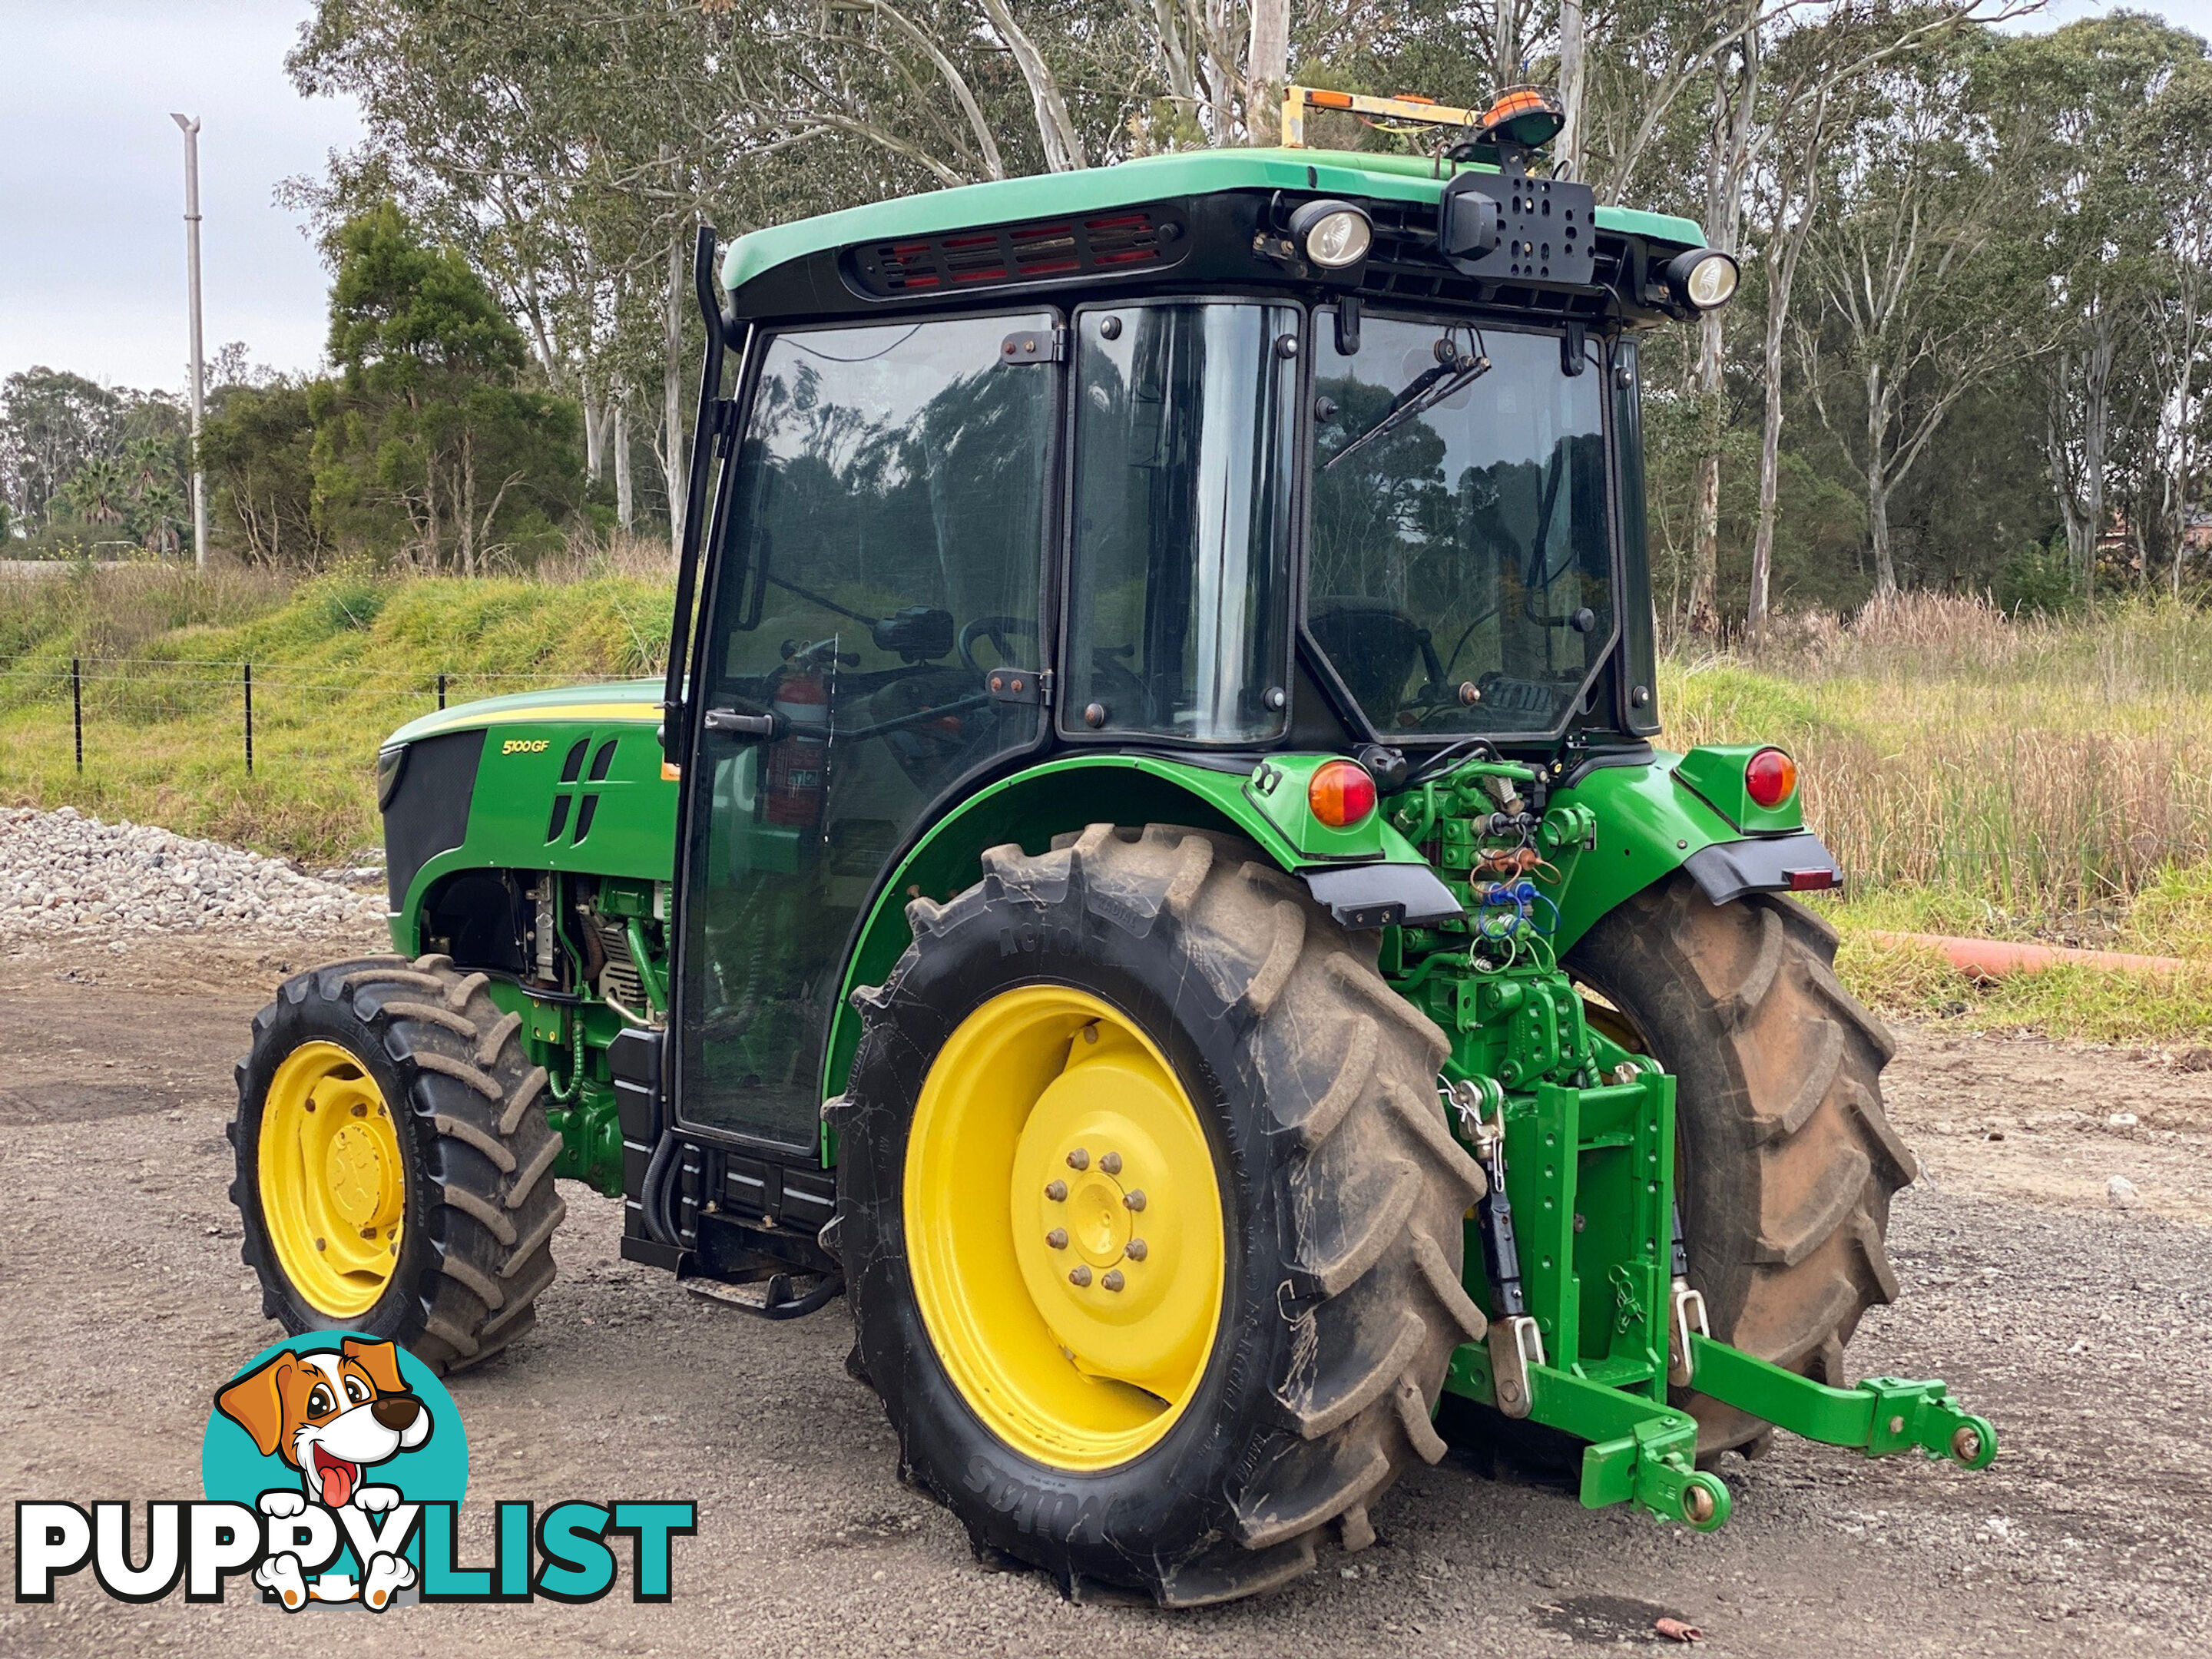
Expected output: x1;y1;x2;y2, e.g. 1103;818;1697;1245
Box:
232;87;1995;1604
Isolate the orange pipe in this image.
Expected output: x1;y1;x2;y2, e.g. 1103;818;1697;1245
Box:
1865;931;2195;980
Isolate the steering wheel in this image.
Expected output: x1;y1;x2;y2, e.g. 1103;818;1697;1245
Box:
958;614;1038;673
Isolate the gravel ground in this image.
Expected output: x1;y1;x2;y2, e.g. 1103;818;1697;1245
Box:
0;898;2207;1655
0;807;386;944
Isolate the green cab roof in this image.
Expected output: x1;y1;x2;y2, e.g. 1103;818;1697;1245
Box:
724;147;1707;296
385;678;665;748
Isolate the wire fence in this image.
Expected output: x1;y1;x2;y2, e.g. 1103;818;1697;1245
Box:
1;656;651;777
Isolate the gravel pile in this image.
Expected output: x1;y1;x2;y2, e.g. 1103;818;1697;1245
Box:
0;806;386;942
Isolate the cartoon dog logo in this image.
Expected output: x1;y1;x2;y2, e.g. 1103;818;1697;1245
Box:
214;1337;432;1610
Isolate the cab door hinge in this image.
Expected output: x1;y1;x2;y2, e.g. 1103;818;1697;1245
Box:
710;397;743;439
985;667;1052;707
998;328;1064;365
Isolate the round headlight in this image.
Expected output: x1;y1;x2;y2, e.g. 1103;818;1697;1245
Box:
1664;248;1740;311
1288;200;1373;270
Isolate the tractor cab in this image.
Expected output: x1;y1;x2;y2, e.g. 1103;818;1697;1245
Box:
667;89;1739;1153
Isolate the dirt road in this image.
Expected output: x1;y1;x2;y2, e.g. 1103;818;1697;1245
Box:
2;933;2207;1658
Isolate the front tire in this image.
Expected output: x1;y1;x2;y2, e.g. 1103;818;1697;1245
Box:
230;953;567;1373
834;825;1487;1605
1565;874;1913;1455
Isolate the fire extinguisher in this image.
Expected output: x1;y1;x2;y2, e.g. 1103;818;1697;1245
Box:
763;666;830;828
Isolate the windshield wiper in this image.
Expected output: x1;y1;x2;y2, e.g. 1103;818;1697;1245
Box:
1322;339;1492;475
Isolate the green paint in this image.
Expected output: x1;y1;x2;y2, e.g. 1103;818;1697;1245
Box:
1670;742;1806;834
723;147;1705;300
388;705;677;949
384;678;665;747
1687;1336;1998;1469
1241;752;1392;860
1543;751;1740;952
819;751;1430;1144
484;979;628;1197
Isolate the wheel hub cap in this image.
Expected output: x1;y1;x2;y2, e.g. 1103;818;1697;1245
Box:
904;987;1225;1471
258;1041;405;1318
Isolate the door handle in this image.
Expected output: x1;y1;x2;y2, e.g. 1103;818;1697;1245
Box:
703;707;782;740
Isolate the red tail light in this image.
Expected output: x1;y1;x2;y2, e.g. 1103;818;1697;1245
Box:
1745;747;1798;810
1309;760;1377;828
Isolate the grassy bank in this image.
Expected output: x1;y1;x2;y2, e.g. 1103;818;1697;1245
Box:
0;558;672;863
4;571;2207;1042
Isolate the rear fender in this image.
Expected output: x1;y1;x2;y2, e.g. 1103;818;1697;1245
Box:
821;753;1446;1118
1546;751;1838;953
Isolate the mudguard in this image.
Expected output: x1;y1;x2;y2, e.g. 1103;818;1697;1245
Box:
1545;747;1819;952
821;753;1445;1110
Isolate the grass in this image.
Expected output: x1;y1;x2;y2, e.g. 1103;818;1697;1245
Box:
0;555;673;864
4;571;2207;1044
1665;592;2212;1045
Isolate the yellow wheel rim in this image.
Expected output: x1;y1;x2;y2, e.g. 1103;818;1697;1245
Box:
905;986;1226;1472
259;1040;406;1319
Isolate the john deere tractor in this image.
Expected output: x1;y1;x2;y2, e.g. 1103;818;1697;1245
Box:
232;88;1995;1604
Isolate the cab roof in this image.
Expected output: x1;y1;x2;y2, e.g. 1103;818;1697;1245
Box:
722;147;1706;299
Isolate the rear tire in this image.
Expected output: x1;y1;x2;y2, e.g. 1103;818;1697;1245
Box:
833;824;1486;1605
1565;874;1912;1455
230;953;566;1373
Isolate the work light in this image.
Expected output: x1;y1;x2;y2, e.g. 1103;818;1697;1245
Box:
1289;200;1373;270
1664;248;1740;312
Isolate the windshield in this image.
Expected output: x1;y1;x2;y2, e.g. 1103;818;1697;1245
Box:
1310;314;1613;737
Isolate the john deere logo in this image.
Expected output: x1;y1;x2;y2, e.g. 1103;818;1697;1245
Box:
14;1333;695;1608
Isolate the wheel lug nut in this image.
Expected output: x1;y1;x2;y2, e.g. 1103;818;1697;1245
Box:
1068;1265;1092;1287
1046;1228;1068;1250
1067;1147;1090;1171
1045;1180;1067;1201
1123;1189;1146;1211
1099;1151;1122;1174
1102;1270;1124;1292
1125;1238;1147;1260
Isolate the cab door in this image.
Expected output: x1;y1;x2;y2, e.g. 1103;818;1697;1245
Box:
673;311;1058;1149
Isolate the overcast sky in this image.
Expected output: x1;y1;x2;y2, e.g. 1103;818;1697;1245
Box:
0;2;362;395
3;0;2210;398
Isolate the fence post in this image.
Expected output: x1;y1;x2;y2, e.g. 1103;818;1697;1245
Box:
438;672;447;710
243;661;253;777
71;657;82;774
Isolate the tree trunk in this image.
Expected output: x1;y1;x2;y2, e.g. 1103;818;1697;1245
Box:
976;0;1088;170
664;230;689;555
1558;0;1585;181
1245;0;1288;145
1493;0;1518;96
423;445;440;571
1684;36;1756;637
1686;306;1726;635
1749;306;1786;634
583;374;605;487
459;432;478;580
615;399;635;533
1864;369;1896;596
1750;200;1816;635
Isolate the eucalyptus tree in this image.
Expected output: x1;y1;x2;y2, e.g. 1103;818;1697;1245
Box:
1996;15;2212;598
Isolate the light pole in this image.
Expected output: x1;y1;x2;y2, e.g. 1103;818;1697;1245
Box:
171;112;208;568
